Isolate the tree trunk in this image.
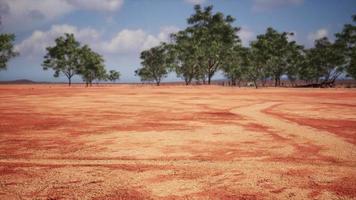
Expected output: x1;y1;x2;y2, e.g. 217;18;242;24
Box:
156;81;160;86
254;80;258;89
185;77;192;85
68;77;71;86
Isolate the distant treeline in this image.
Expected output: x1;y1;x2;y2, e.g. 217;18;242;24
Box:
135;5;356;88
1;5;355;88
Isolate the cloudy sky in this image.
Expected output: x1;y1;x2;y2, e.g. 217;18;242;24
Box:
0;0;355;82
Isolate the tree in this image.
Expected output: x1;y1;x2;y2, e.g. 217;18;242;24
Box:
78;45;106;87
135;67;155;83
221;45;247;86
336;14;356;79
108;70;120;83
136;43;173;86
285;44;305;87
286;50;305;87
171;31;201;85
185;5;240;84
251;28;302;87
243;47;264;89
306;37;346;87
0;33;19;70
42;33;82;86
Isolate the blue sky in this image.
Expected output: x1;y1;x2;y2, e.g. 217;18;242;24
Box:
0;0;355;82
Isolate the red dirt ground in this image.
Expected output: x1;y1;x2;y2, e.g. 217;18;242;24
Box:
0;84;355;199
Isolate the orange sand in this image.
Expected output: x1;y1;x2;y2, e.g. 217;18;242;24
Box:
0;84;355;199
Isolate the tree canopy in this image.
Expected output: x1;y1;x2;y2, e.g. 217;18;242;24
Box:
136;5;355;88
135;43;174;86
43;33;118;86
304;37;345;86
31;5;356;87
185;5;240;84
42;33;82;86
108;70;120;83
0;33;19;71
336;15;356;79
78;45;106;86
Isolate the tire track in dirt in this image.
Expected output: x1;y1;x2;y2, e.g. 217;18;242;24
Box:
230;102;356;164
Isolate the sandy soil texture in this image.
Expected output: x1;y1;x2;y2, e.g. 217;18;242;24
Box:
0;84;355;200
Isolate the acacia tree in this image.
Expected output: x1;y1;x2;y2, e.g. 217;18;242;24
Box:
108;70;120;83
0;33;19;71
42;33;82;86
336;14;356;79
78;45;106;87
135;43;173;86
186;5;240;84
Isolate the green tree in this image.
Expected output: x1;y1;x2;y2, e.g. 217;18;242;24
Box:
251;28;302;87
42;33;82;86
221;45;247;86
243;47;264;89
135;67;154;83
108;70;120;83
306;37;345;87
136;43;173;86
286;50;305;86
78;45;106;87
335;14;356;79
285;43;305;87
185;5;240;84
171;31;201;85
95;67;108;85
0;33;19;70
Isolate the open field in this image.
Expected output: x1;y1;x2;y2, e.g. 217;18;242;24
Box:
0;84;356;200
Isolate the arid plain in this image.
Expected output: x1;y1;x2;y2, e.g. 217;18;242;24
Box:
0;85;355;200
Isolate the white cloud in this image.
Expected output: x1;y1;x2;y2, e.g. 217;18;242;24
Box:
0;0;124;32
252;0;303;12
102;26;179;53
103;29;148;53
237;27;255;47
15;24;101;57
0;0;73;31
16;24;180;57
65;0;124;12
184;0;206;5
308;28;328;41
